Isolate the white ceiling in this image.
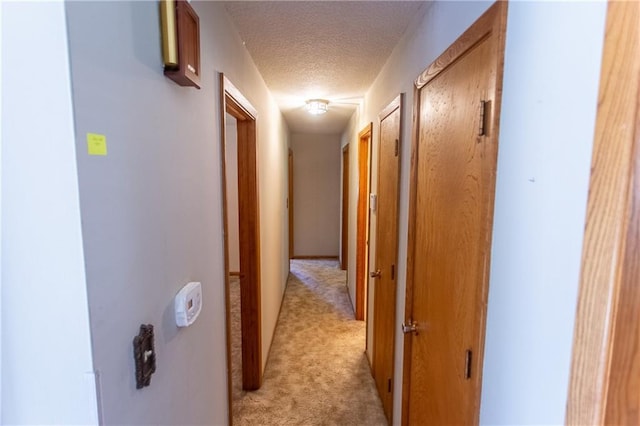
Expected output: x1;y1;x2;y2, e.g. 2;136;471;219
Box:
223;1;427;135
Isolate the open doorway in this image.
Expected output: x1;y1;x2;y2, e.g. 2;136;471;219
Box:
341;144;349;271
355;123;372;321
220;74;262;424
288;148;294;261
224;112;243;420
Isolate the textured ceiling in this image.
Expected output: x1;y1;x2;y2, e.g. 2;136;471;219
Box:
223;1;427;134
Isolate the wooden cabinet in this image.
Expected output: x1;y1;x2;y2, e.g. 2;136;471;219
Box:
162;0;201;89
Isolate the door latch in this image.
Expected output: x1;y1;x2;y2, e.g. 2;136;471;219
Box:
370;269;382;278
402;320;418;335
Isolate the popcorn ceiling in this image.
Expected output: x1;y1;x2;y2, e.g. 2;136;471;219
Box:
224;1;426;134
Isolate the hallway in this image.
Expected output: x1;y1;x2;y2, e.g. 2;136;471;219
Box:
3;2;619;424
232;260;386;425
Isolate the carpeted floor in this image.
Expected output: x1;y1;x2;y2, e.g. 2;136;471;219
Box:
230;275;243;418
231;259;387;425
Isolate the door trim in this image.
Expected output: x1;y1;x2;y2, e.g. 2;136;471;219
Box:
356;123;373;321
401;3;508;424
567;1;640;424
220;74;262;426
379;95;403;122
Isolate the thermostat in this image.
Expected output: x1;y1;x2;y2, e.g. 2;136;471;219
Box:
175;282;202;327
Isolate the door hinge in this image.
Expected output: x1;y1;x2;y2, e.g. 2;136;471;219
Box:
465;349;473;379
391;264;395;280
388;378;392;393
478;100;490;137
402;319;418;335
394;139;399;157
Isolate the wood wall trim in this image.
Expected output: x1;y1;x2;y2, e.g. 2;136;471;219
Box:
359;122;374;140
220;73;262;426
378;94;402;122
605;125;640;425
567;1;640;424
414;3;502;90
223;75;258;119
219;73;234;426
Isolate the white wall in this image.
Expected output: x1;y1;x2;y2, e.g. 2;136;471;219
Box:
0;3;3;418
1;2;98;423
64;1;289;424
480;2;606;424
345;1;607;424
225;114;240;273
292;133;341;257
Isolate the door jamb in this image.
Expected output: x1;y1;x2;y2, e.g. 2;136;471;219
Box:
567;1;640;423
220;74;262;426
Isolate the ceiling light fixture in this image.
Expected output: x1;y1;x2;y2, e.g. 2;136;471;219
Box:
305;99;329;115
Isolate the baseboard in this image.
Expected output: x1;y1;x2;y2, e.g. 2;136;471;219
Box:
291;255;339;260
263;271;291;376
346;285;358;320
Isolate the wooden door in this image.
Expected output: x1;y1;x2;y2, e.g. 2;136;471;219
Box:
372;95;403;422
402;3;507;425
355;124;372;321
341;145;349;270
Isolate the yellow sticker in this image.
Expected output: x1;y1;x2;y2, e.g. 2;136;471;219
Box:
87;133;107;156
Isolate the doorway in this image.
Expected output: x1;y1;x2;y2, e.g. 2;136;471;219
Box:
220;74;262;424
341;144;349;271
288;148;294;261
224;112;243;421
355;123;372;321
401;3;507;424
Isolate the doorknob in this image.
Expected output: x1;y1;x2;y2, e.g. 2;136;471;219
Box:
402;320;418;335
370;269;381;278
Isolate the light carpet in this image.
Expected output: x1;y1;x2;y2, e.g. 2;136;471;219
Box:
231;259;387;425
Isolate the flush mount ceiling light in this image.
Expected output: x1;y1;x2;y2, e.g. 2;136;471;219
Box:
305;99;329;115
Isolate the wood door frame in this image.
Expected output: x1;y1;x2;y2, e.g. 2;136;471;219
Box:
288;148;294;260
341;144;350;270
371;94;404;423
356;123;373;321
220;74;262;426
567;1;640;424
401;3;507;424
